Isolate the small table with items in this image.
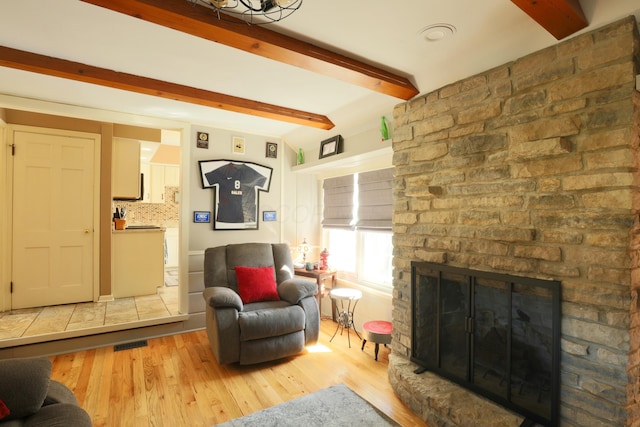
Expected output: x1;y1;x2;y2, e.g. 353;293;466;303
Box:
294;268;337;320
329;287;363;348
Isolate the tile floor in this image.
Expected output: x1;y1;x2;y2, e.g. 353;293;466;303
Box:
0;275;179;342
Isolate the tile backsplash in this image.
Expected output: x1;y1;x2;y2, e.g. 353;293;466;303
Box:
113;186;179;228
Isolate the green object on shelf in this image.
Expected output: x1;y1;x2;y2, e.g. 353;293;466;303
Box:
297;148;305;165
380;116;389;141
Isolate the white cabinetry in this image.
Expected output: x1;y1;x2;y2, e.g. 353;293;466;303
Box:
164;165;180;187
141;163;179;203
112;138;141;199
150;164;165;203
112;229;164;298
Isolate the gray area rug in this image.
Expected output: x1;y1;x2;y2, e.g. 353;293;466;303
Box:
216;383;400;427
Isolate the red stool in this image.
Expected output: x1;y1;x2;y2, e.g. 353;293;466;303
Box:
361;320;392;361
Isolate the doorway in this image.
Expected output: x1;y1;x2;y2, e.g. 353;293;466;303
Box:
9;125;100;309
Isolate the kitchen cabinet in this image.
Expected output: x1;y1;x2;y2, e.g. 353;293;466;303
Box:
164;165;179;187
150;164;165;203
112;228;165;298
141;163;179;203
112;138;141;199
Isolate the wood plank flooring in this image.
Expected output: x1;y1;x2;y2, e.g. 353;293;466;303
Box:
50;319;427;427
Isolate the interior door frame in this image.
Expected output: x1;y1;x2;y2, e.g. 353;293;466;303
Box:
6;124;101;309
0;118;8;312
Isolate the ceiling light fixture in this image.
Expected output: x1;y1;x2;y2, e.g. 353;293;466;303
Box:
418;23;456;43
189;0;303;25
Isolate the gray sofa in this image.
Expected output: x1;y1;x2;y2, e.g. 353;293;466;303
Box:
0;357;92;426
203;242;320;365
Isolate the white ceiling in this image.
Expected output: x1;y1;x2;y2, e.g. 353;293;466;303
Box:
0;0;639;148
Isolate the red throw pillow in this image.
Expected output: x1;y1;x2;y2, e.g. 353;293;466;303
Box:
235;266;280;304
0;399;9;420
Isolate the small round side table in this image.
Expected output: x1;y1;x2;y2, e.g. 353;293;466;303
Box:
361;320;392;361
329;288;362;348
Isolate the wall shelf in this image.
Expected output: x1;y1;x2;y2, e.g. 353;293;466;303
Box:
292;145;392;177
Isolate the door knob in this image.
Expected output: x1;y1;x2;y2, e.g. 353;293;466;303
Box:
84;229;90;234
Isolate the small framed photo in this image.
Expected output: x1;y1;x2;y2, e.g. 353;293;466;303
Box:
197;132;209;149
193;211;211;223
266;142;278;159
263;211;277;222
232;136;245;155
319;135;344;159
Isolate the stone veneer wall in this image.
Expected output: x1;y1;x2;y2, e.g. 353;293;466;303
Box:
388;17;640;426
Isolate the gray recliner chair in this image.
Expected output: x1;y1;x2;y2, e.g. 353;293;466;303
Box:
203;242;320;365
0;357;92;426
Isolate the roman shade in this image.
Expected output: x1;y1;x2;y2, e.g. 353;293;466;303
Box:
356;168;394;230
322;168;393;230
322;175;354;229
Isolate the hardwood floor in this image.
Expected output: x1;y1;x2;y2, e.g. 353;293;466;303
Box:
49;319;427;427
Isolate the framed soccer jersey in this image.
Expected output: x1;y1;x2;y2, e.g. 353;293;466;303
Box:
199;159;273;230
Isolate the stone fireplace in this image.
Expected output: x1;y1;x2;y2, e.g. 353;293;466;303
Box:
411;262;561;425
388;16;640;427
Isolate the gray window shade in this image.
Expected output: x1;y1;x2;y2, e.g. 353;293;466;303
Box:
322;175;354;228
357;167;394;230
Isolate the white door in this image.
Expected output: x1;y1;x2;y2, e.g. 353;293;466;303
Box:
10;126;99;309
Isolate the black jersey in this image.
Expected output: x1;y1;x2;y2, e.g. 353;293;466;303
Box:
205;163;268;223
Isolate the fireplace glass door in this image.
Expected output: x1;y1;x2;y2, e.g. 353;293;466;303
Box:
411;262;560;427
440;271;469;381
473;277;510;400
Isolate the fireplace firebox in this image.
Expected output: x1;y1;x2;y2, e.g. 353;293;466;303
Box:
411;262;561;427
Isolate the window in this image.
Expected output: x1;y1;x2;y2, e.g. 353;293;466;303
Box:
325;228;356;274
322;168;394;291
324;226;393;291
359;230;393;286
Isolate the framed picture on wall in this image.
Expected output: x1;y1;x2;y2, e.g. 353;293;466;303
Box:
193;211;211;223
266;142;277;159
232;136;245;155
196;132;209;149
198;159;273;230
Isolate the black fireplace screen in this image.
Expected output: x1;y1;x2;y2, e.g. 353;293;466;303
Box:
411;262;561;427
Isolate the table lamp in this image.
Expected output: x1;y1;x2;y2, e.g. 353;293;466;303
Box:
300;238;310;263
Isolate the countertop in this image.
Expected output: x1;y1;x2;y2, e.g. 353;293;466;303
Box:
112;226;166;233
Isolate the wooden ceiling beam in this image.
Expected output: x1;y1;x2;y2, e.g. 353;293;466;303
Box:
511;0;588;40
80;0;419;100
0;45;334;130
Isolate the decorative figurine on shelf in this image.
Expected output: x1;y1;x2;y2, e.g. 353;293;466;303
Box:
319;248;329;270
380;116;389;141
